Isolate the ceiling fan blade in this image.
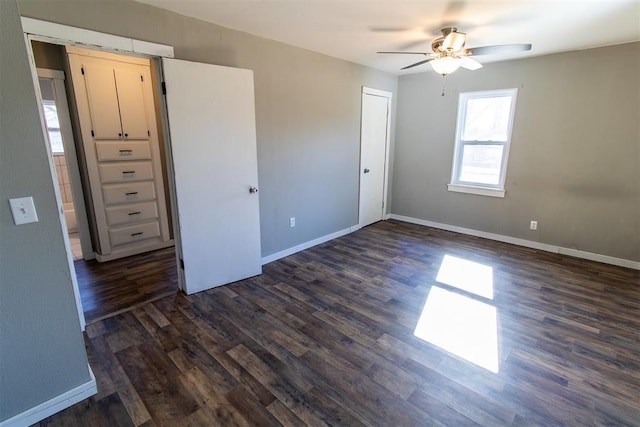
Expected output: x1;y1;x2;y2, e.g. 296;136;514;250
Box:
397;39;430;51
370;26;412;32
377;51;429;55
442;31;466;51
465;43;532;56
401;58;434;70
460;56;483;70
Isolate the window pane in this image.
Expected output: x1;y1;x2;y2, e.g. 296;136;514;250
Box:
42;101;64;153
459;144;503;185
462;96;512;141
43;102;61;129
48;130;64;154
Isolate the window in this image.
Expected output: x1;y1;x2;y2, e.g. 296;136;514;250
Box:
42;100;64;154
448;89;517;198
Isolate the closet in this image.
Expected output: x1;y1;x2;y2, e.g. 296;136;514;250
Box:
67;47;172;262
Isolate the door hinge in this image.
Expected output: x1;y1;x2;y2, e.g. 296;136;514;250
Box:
161;82;167;95
140;75;144;82
91;130;94;137
81;67;84;75
180;258;184;270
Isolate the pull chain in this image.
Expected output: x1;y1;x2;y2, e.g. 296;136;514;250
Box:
441;74;447;97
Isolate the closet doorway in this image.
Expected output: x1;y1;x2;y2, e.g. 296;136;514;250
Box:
31;41;178;324
24;19;263;325
358;87;392;228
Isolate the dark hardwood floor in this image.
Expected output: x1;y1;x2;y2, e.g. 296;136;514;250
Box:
76;246;178;324
38;220;639;426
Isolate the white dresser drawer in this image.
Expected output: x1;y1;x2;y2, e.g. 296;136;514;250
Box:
109;221;160;247
96;140;151;161
106;201;158;226
102;182;156;205
99;161;153;184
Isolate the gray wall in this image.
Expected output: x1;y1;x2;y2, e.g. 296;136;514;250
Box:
0;0;91;421
18;0;398;257
393;42;640;262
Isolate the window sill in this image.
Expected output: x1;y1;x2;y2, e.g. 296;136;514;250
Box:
447;184;505;198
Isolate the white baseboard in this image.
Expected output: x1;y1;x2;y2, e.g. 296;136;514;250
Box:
0;365;97;427
261;226;355;265
390;214;640;270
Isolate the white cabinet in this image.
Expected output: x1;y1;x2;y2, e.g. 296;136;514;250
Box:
67;47;172;261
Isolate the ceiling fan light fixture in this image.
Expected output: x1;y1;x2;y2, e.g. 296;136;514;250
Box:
430;56;462;75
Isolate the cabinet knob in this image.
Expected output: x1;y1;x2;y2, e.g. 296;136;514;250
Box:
249;186;258;194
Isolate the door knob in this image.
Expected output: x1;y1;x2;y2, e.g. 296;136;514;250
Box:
249;186;258;194
364;168;370;174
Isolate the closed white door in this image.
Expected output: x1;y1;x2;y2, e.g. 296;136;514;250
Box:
359;88;391;228
162;58;262;295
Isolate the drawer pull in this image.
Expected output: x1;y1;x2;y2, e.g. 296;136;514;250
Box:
122;170;136;175
130;232;143;237
128;211;141;216
125;191;138;196
119;149;133;154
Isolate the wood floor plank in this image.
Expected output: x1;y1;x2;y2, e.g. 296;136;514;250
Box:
115;343;200;423
35;220;640;426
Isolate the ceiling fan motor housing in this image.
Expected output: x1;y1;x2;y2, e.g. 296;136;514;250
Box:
433;27;467;53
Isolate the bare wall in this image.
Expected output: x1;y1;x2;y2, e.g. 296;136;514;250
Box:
0;0;91;421
392;42;640;262
18;0;398;257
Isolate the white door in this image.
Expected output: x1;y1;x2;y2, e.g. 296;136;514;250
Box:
359;87;391;228
162;58;262;295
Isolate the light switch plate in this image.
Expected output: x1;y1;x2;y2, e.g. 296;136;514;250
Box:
9;197;39;225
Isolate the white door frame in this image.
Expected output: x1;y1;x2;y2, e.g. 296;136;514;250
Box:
21;19;178;322
358;86;392;228
36;68;94;262
34;68;87;331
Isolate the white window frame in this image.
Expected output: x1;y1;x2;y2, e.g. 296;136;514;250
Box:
448;88;518;198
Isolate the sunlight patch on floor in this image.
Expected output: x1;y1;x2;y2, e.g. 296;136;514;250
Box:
415;255;499;373
436;255;494;299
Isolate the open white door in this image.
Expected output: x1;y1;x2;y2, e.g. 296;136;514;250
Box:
359;87;392;228
162;58;262;295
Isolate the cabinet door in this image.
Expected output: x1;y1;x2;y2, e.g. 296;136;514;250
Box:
83;62;123;139
114;68;150;140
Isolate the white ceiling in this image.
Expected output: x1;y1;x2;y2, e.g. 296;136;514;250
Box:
135;0;640;75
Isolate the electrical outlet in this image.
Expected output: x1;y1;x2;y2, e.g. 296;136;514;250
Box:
530;220;538;230
290;217;296;228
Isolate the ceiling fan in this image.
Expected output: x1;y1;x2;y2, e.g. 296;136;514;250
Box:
378;27;532;75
